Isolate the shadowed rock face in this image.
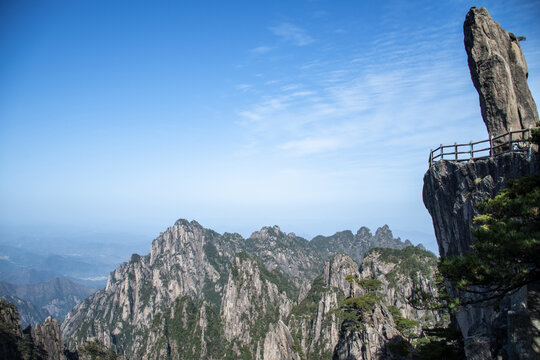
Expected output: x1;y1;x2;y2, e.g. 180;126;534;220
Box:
423;153;538;258
464;7;538;143
0;299;64;360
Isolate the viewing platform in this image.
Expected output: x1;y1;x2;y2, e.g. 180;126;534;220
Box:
429;127;537;166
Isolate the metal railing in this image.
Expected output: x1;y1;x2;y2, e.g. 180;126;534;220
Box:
429;127;537;166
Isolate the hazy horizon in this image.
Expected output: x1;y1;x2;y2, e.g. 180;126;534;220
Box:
2;0;539;256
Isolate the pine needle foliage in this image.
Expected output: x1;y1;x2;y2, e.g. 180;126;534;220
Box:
440;172;540;305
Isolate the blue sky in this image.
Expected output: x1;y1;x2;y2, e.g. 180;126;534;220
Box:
1;0;539;254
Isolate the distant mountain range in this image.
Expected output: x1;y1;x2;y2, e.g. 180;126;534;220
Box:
0;277;96;327
0;231;151;289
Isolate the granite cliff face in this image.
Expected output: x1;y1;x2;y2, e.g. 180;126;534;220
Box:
360;248;442;328
464;7;538;142
332;247;445;360
59;219;439;359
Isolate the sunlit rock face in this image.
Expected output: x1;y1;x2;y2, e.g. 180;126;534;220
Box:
464;7;538;146
60;218;441;359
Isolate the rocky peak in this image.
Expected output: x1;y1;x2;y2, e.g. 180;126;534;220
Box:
27;316;64;360
374;224;392;240
249;225;284;240
310;225;410;267
245;226;323;281
355;226;372;239
150;219;205;260
464;7;538;142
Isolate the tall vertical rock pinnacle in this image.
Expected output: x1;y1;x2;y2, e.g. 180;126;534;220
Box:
422;7;540;359
464;7;538;141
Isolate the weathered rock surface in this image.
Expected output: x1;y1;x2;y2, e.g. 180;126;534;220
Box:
220;253;294;358
263;320;299;360
332;307;403;360
332;272;403;360
0;298;24;359
464;7;538;143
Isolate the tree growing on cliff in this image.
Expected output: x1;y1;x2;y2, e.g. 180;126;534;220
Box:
439;172;540;305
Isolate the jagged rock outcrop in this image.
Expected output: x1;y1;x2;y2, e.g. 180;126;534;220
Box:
62;220;244;357
287;254;359;359
246;226;324;282
424;8;540;359
311;225;412;265
27;317;64;360
360;247;444;328
332;273;403;360
332;306;404;360
0;298;24;359
464;7;538;143
0;298;64;360
330;248;445;360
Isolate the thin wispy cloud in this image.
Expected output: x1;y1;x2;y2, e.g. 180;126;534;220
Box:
270;23;315;46
236;84;253;92
236;17;487;164
250;46;272;54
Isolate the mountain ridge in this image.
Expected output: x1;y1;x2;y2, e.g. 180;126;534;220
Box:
60;218;437;359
